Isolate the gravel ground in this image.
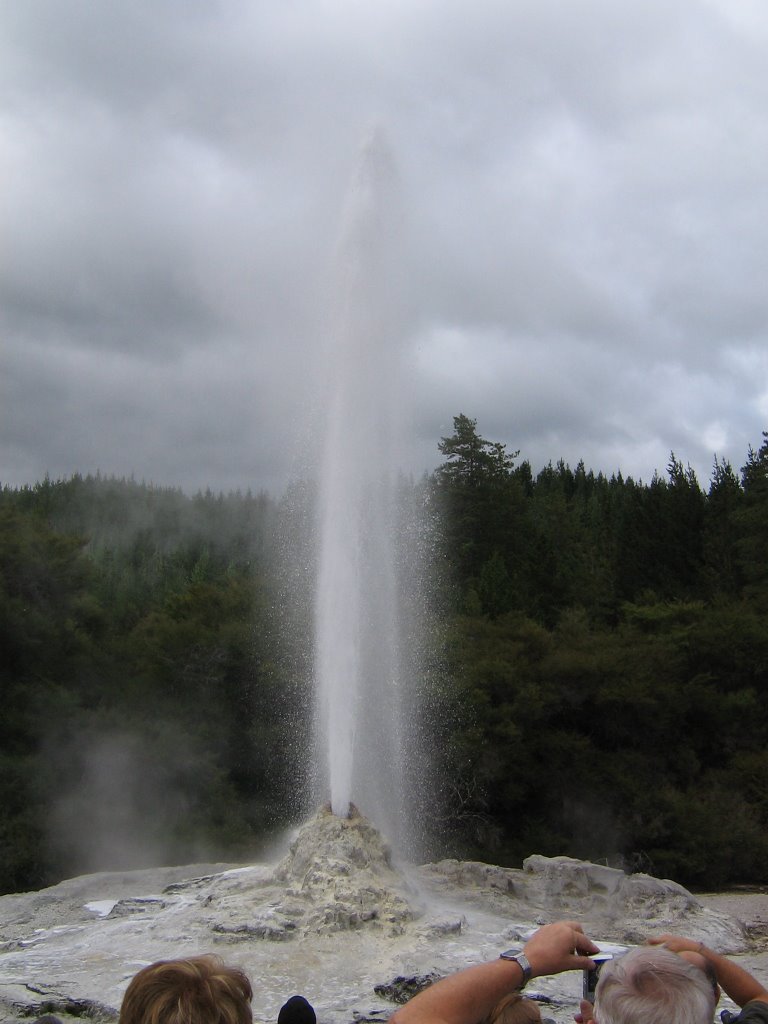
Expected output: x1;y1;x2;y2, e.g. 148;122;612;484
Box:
699;890;768;945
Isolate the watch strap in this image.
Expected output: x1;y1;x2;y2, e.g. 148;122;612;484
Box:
499;949;532;988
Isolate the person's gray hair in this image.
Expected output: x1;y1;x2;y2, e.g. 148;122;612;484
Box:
594;946;717;1024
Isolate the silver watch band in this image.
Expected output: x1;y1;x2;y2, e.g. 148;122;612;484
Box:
499;950;532;988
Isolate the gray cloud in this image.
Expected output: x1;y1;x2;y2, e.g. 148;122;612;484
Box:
2;0;766;496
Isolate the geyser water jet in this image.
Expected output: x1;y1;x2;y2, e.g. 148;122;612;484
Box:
313;129;412;849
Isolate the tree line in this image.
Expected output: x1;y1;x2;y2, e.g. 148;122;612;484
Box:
1;421;767;894
429;416;768;887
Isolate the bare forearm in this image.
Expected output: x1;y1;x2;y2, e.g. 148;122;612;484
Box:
391;959;525;1024
649;935;768;1007
700;944;768;1007
391;921;599;1024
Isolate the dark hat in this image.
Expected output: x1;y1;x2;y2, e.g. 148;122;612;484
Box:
278;995;316;1024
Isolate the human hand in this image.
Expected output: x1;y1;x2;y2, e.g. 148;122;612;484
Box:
647;934;703;955
574;997;597;1024
523;921;599;979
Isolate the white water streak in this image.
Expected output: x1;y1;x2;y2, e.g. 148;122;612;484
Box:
314;130;408;845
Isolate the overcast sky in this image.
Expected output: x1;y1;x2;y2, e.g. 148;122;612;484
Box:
2;0;767;497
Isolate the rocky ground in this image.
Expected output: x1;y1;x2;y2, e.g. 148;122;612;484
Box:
698;890;768;946
0;809;765;1024
697;887;768;986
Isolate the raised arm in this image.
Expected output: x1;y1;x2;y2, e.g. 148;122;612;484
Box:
391;921;599;1024
648;934;768;1006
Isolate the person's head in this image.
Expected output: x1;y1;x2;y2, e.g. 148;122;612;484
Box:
594;946;718;1024
487;992;542;1024
278;995;316;1024
119;955;252;1024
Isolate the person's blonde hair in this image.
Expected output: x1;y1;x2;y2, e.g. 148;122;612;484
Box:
595;946;716;1024
486;992;542;1024
119;955;252;1024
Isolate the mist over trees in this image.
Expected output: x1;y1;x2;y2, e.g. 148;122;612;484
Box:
0;477;306;894
2;421;767;894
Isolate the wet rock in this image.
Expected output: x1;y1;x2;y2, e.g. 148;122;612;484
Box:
267;807;414;937
422;860;520;895
212;918;297;941
276;807;395;883
107;897;167;918
416;918;464;937
419;852;746;952
374;974;442;1004
8;987;117;1023
0;813;752;1024
522;855;625;899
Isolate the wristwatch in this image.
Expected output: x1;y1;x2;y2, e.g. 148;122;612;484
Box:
499;950;532;989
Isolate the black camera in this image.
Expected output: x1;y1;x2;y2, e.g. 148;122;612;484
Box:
583;953;617;1003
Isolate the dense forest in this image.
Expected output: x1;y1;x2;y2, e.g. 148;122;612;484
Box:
1;418;767;894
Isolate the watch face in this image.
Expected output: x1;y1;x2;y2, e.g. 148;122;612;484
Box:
499;950;531;987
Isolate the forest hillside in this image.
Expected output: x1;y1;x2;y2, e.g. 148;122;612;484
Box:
1;421;767;894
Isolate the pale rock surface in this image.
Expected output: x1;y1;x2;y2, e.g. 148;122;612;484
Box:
0;809;757;1024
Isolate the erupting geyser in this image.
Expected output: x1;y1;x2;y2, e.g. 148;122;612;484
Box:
313;129;412;849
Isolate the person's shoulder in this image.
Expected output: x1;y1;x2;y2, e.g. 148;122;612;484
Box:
730;1001;768;1024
